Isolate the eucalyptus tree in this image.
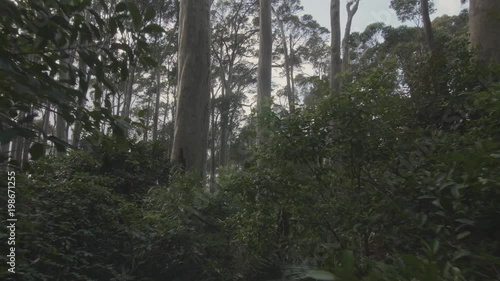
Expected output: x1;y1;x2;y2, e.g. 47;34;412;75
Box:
330;0;341;93
211;0;257;167
171;0;211;176
390;0;435;52
257;0;273;143
469;0;500;64
342;0;360;73
272;0;328;110
0;0;162;168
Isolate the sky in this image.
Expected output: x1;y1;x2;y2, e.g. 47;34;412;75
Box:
301;0;468;33
268;0;468;108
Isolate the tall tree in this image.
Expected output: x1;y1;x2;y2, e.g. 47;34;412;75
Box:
342;0;360;73
56;57;71;150
390;0;435;52
330;0;341;93
272;0;327;111
212;0;257;167
469;0;500;64
420;0;434;51
257;0;273;143
171;0;211;176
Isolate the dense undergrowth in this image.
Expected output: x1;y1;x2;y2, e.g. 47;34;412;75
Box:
1;52;500;281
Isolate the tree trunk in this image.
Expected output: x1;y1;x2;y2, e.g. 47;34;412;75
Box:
21;105;33;168
290;34;296;102
420;0;434;52
170;0;211;176
144;96;152;141
42;102;51;155
10;133;18;166
121;63;136;120
330;0;341;93
257;0;273;143
210;87;216;192
56;59;70;153
73;60;88;148
470;0;500;64
273;10;294;112
117;93;121;116
14;111;25;166
152;66;162;141
219;51;229;167
342;0;359;74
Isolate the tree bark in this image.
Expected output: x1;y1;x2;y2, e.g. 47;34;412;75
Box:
210;87;216;192
420;0;434;52
73;59;88;147
330;0;341;93
56;58;70;152
470;0;500;64
342;0;359;74
171;0;211;177
144;96;152;141
21;105;33;168
273;9;294;112
152;66;162;141
257;0;273;143
42;102;51;153
14;111;25;165
121;63;136;120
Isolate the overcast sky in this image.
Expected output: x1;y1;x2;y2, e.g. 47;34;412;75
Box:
301;0;468;33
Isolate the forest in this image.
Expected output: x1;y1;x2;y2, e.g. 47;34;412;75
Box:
0;0;499;280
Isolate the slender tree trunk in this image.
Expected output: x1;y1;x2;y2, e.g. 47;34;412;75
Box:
420;0;434;52
162;83;171;138
73;60;88;148
171;87;176;130
330;0;341;93
56;55;72;153
42;102;51;154
273;10;294;112
170;0;211;176
210;87;216;192
0;109;9;164
257;0;273;143
14;111;25;165
21;105;33;168
10;134;18;166
1;108;11;166
152;66;162;141
117;94;121;116
144;96;152;141
342;0;359;74
220;77;234;167
121;63;136;119
470;0;500;64
290;35;296;101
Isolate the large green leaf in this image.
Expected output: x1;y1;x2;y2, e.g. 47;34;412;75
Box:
127;2;142;30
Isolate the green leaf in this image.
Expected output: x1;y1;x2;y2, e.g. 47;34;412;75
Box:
431;240;440;255
115;2;127;13
456;231;470;240
453;249;471;261
456;218;474;226
47;136;72;152
29;143;45;160
127;2;142;29
142;24;164;34
144;6;155;22
0;128;18;144
305;270;336;281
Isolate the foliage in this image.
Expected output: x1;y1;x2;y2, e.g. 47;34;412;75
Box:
2;2;500;281
214;47;500;280
0;0;163;157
